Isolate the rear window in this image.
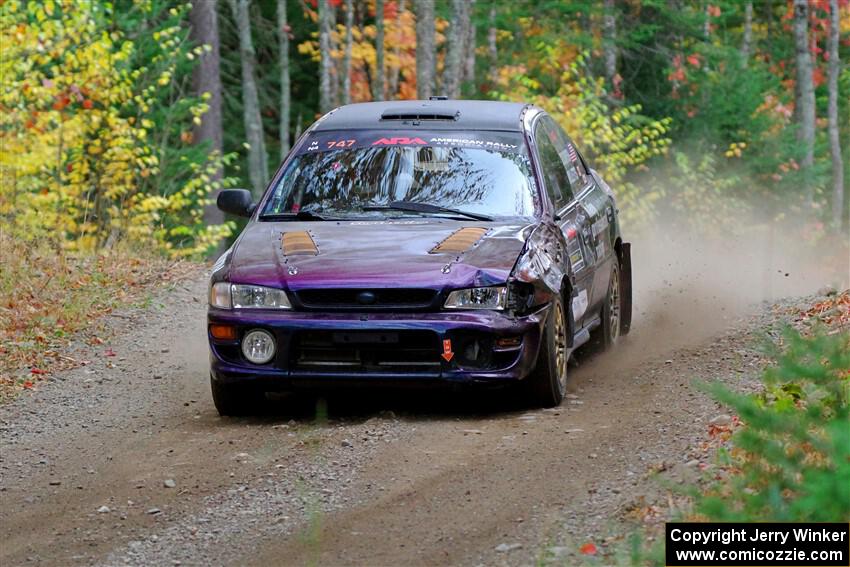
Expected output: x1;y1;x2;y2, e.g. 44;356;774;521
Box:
262;130;538;219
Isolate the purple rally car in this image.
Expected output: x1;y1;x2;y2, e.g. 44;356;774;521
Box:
207;99;632;415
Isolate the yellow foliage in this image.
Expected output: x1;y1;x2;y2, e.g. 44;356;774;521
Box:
490;30;673;227
0;0;230;257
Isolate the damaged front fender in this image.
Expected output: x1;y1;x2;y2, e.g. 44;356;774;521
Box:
511;224;567;304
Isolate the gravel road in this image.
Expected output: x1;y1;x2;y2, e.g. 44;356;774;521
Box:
1;228;844;566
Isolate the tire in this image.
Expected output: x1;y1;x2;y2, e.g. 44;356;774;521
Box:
599;262;622;350
525;293;569;408
210;376;265;417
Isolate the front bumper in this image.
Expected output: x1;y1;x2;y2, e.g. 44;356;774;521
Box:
208;306;549;389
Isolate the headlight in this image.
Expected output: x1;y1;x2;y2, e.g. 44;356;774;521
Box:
444;286;507;310
208;283;292;309
242;329;276;364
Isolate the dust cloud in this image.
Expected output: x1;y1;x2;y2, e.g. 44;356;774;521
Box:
576;210;849;371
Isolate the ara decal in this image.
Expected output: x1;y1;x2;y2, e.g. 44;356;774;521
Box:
371;136;428;146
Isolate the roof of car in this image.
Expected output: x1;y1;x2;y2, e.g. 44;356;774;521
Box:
313;100;530;133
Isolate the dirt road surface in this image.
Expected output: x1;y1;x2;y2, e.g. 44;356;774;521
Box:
1;227;845;566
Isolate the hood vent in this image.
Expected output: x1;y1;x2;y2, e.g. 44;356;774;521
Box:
282;231;318;256
430;227;488;254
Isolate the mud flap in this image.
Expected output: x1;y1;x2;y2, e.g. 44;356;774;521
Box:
620;242;633;335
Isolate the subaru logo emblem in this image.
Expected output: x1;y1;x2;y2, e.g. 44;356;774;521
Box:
356;291;377;305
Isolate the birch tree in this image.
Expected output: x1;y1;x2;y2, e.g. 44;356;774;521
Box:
792;0;816;205
827;0;844;229
487;3;498;86
415;0;435;99
228;0;268;197
603;0;617;89
277;0;291;157
342;0;353;105
463;0;476;88
443;0;467;99
741;1;753;68
374;0;385;101
189;0;224;236
318;0;333;113
389;0;406;98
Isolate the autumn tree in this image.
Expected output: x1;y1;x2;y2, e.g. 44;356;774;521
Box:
278;0;291;157
373;0;385;100
190;0;225;247
792;0;816;205
318;0;333;112
415;0;435;98
827;0;844;229
228;0;268;197
342;0;353;104
443;0;467;99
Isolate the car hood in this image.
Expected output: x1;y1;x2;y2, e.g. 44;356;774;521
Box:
223;219;534;291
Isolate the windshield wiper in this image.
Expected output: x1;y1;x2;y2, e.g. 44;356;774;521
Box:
259;210;331;221
362;201;493;222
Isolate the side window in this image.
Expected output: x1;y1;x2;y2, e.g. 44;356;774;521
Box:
549;121;588;192
533;119;571;208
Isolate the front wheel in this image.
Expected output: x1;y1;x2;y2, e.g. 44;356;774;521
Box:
210;376;266;417
525;294;569;407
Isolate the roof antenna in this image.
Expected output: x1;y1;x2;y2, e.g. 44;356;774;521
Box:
428;95;448;101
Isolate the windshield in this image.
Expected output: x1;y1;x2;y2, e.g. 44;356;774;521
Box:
261;131;538;219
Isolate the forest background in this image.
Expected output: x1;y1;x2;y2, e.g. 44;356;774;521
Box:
1;0;848;389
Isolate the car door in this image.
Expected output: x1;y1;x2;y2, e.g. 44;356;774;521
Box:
570;147;617;311
531;116;596;328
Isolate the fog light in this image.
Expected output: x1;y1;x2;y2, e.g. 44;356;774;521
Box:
495;336;522;349
241;329;276;364
210;324;237;340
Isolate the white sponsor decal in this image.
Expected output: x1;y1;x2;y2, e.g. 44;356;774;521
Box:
350;220;433;225
591;217;609;237
428;137;518;150
572;289;588;321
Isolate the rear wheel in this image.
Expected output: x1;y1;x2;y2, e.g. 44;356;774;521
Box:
525;294;568;407
210;376;266;417
599;262;622;349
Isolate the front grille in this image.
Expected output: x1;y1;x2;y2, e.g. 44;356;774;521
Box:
291;330;440;373
295;288;437;310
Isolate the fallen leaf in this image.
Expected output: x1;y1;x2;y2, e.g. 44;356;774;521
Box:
580;542;597;555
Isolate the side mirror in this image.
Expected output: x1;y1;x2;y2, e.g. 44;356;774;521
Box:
217;189;256;218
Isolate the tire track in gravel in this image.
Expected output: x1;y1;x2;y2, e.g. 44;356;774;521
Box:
1;225;843;566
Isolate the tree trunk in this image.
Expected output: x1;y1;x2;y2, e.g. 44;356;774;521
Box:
827;0;844;229
373;0;385;101
189;0;224;243
603;0;617;88
463;0;476;90
389;0;406;99
487;3;497;86
415;0;435;99
443;0;466;99
277;0;291;158
318;0;333;113
792;0;816;206
342;0;353;104
741;1;753;68
228;0;269;198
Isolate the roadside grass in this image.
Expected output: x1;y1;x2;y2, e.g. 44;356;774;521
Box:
546;292;850;565
0;232;198;402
